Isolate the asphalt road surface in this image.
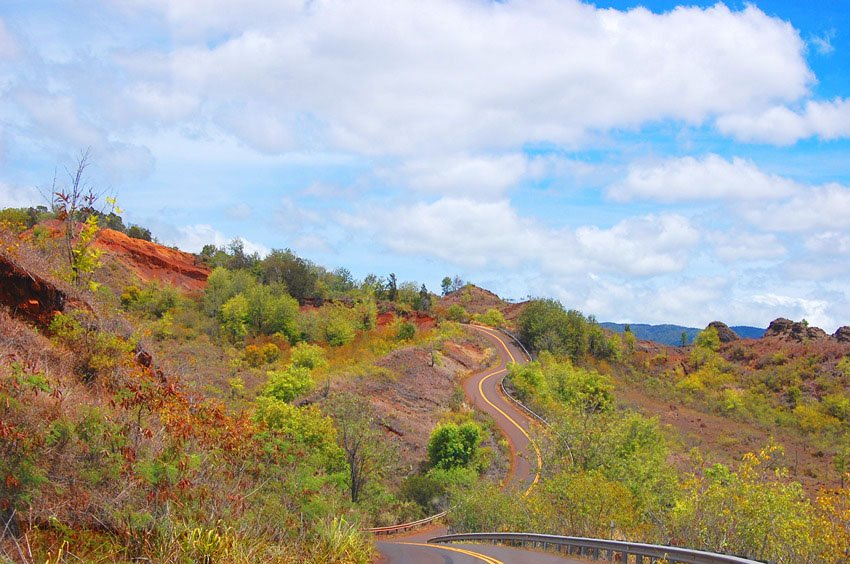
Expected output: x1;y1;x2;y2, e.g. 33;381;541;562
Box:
377;540;584;563
376;325;572;562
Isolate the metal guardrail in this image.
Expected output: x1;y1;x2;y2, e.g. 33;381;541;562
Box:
429;533;763;564
499;378;550;427
364;511;448;536
485;325;551;428
494;326;534;362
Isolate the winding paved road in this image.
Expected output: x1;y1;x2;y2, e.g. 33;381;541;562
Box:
376;325;580;563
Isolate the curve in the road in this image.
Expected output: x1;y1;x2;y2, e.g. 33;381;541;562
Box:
464;324;541;496
393;542;504;563
378;325;549;563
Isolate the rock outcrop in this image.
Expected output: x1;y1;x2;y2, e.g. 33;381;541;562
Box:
707;321;739;343
765;318;829;342
834;326;850;343
0;251;68;327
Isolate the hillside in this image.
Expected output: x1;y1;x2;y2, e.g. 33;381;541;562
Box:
601;322;766;345
0;219;500;562
3;213;850;563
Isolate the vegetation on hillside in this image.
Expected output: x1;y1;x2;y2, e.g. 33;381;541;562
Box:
2;174;850;563
0;185;472;561
443;348;850;563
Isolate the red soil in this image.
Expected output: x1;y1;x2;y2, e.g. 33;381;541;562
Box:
94;229;210;291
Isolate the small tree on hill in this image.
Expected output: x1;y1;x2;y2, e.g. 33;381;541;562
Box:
328;394;391;503
40;149;117;288
387;273;398;301
441;276;452;296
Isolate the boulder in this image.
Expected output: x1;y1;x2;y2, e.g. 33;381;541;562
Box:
707;321;739;343
834;326;850;343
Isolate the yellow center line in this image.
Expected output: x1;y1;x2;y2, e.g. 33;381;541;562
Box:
394;541;505;564
471;325;543;497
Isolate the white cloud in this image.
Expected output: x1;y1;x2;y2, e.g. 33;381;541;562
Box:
344;198;698;277
342;197;550;269
744;183;850;232
609;154;799;202
275;197;322;234
385;154;529;198
0;181;37;208
805;232;850;256
710;231;786;262
120;1;811;154
810;29;836;55
122;83;199;123
575;214;700;276
17;92;103;148
167;223;269;256
292;234;334;254
717;98;850;144
752;293;833;330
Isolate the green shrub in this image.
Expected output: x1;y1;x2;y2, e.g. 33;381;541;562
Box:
290;342;328;370
446;304;468;322
475;308;505;328
427;422;481;470
263;366;315;403
396;322;416;341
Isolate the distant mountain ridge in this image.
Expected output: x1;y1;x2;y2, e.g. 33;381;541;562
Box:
601;322;765;346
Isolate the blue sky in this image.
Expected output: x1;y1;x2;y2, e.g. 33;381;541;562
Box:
2;1;850;331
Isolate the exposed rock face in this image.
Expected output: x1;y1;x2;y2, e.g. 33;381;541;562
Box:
0;251;67;327
834;326;850;343
765;318;829;342
707;321;739;343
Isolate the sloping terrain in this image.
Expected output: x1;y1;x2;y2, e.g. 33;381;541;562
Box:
94;228;210;291
617;317;850;493
437;284;528;323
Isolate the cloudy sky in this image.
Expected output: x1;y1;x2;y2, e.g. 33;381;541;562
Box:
2;1;850;331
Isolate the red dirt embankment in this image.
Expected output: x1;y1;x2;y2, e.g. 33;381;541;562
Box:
94;229;210;291
377;311;437;332
0;251;68;327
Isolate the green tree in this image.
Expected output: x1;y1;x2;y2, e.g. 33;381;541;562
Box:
261;248;319;301
695;326;721;352
417;284;432;311
220;294;250;341
476;308;505;328
126;224;152;241
517;299;592;362
244;284;299;338
533;469;639;537
387;273;398;301
324;305;356;346
441;276;452;296
328;394;390;503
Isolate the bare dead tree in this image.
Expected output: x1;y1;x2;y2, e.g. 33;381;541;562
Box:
37;148;114;287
